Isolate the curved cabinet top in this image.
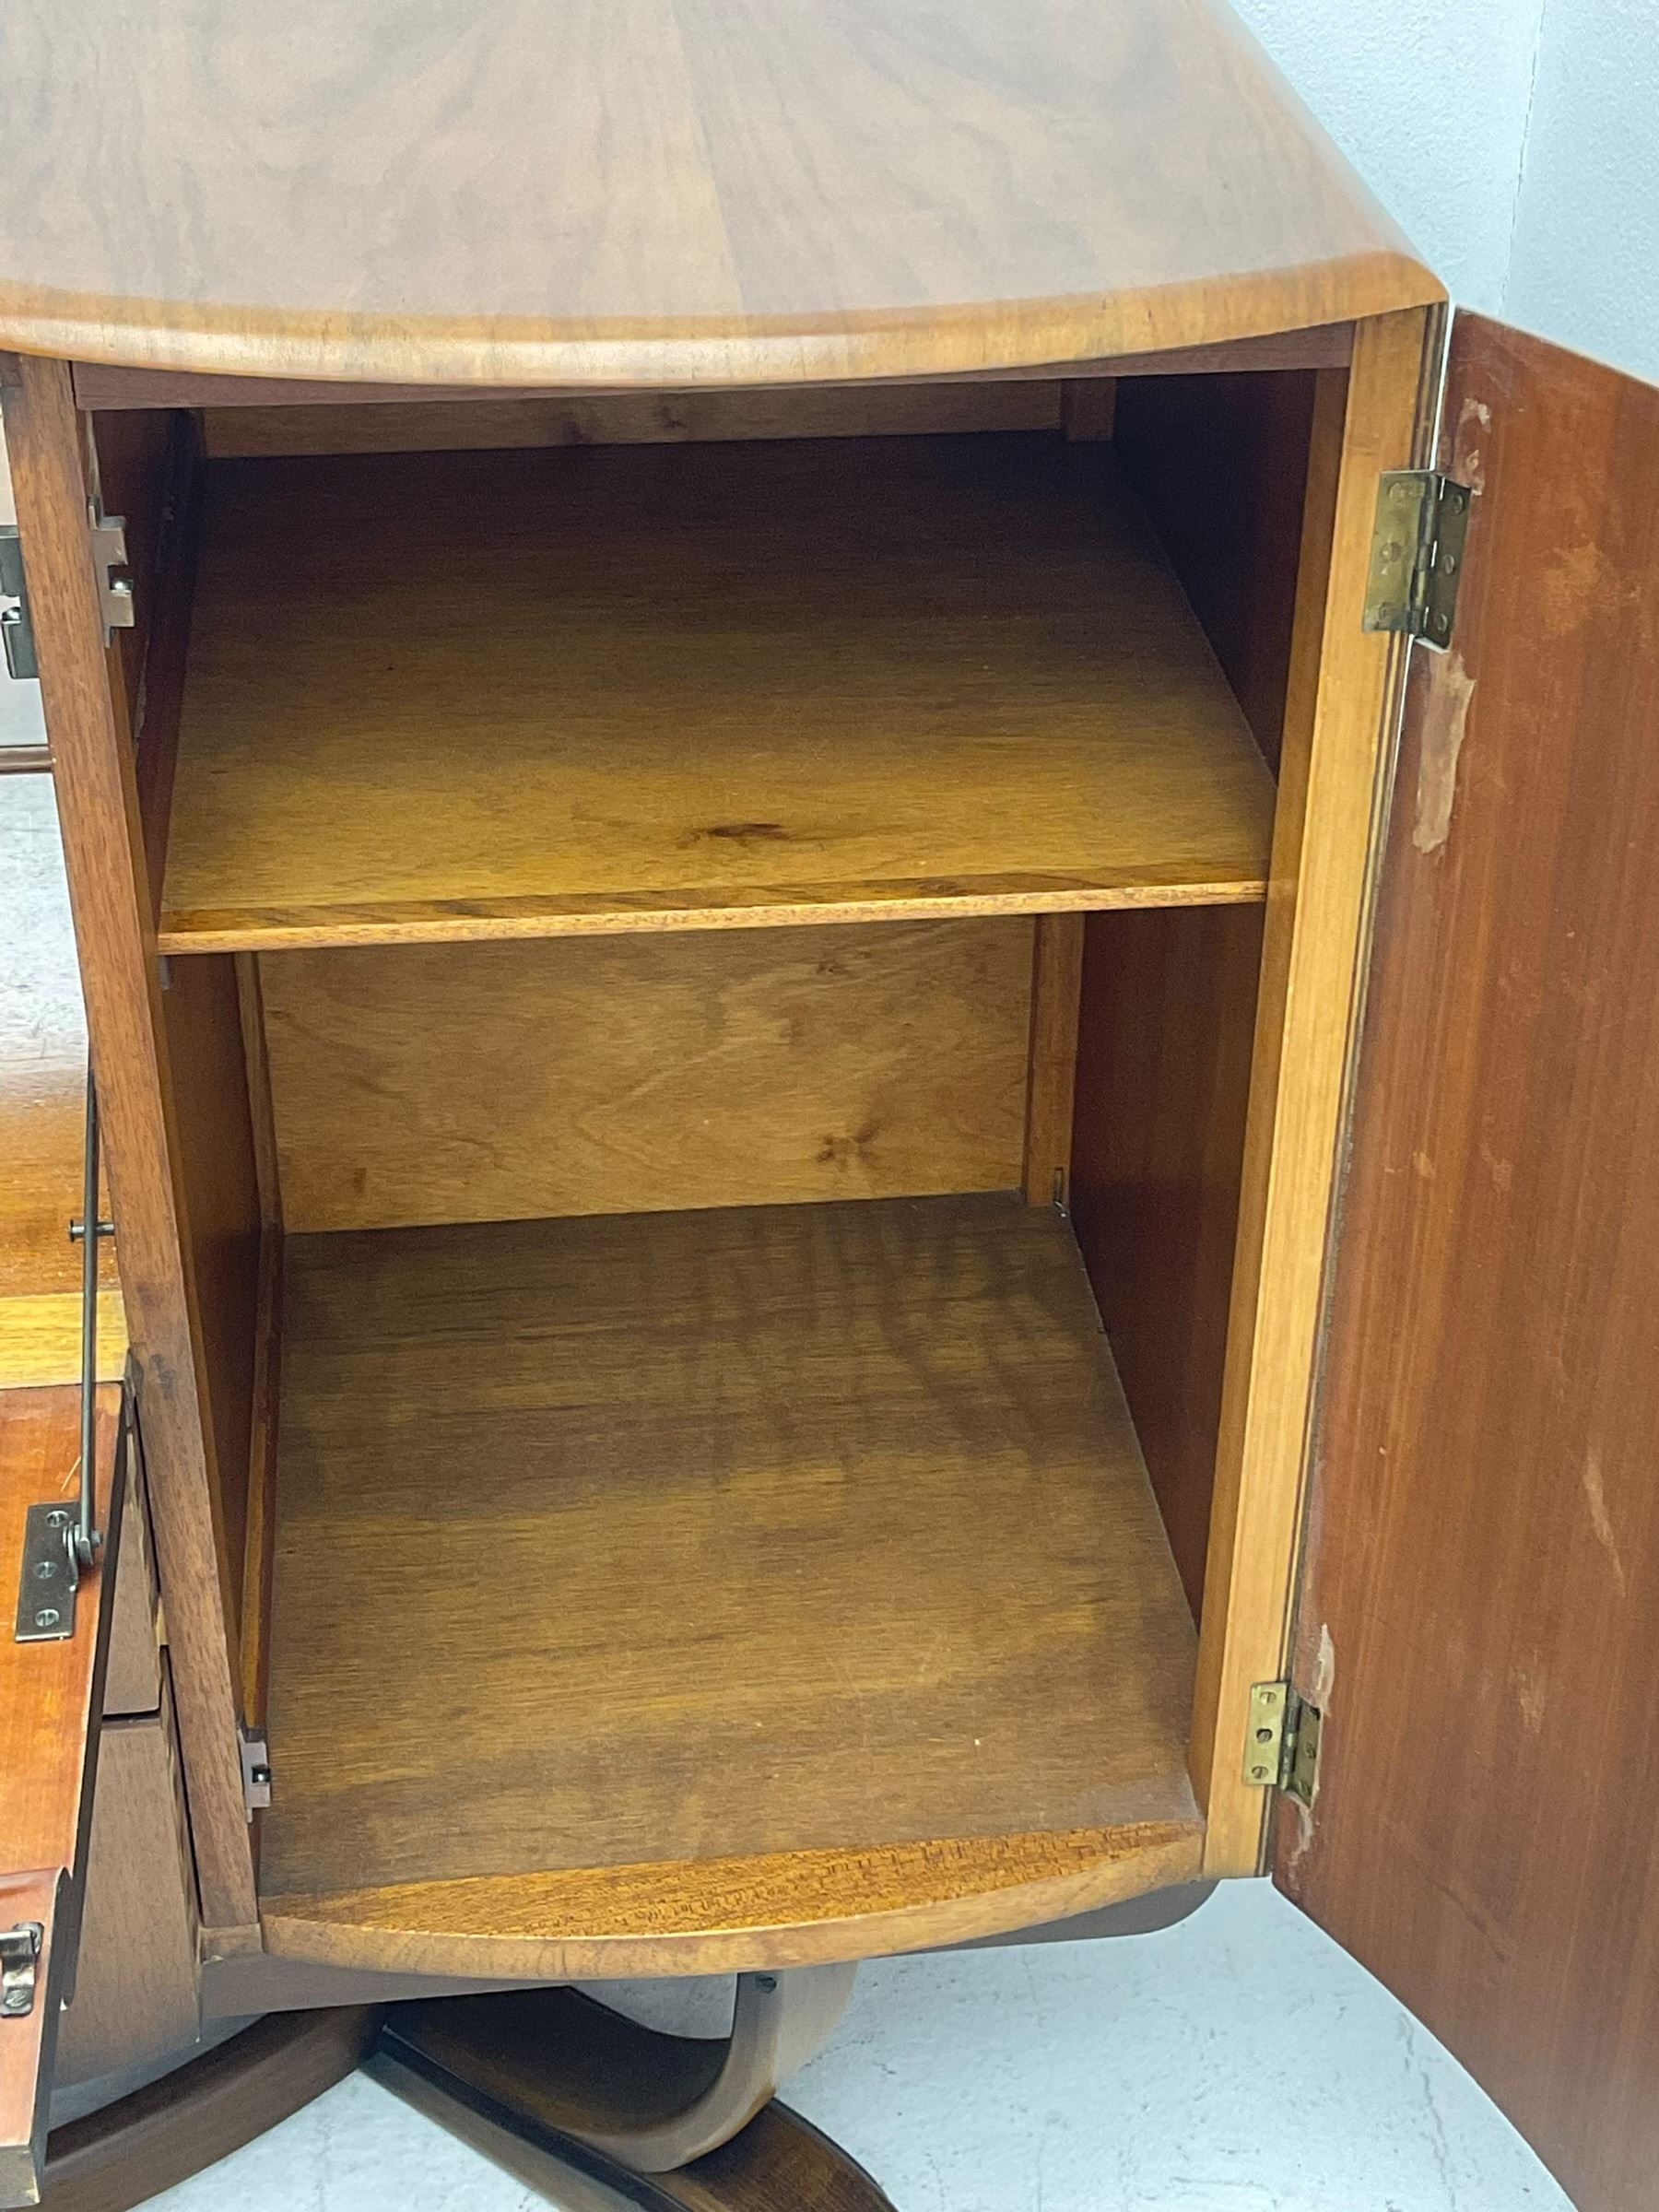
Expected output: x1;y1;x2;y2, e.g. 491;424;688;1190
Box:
0;0;1440;387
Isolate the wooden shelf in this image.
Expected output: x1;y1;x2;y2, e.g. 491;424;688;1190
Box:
257;1194;1202;1977
159;434;1277;953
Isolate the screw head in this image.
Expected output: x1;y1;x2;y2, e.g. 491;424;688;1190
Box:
43;1509;70;1529
31;1559;57;1581
32;1607;60;1630
2;1991;29;2013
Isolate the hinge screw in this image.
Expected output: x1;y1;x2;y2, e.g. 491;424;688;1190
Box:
2;1991;29;2014
32;1607;60;1631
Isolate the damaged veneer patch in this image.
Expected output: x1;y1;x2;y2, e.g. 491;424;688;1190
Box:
1412;649;1476;854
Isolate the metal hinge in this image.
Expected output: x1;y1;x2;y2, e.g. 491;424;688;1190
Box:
0;511;134;681
1362;469;1472;652
0;526;36;679
14;1502;84;1643
0;1924;41;2019
1242;1681;1323;1808
240;1729;273;1816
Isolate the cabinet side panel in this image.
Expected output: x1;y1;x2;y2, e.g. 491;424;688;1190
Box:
1283;315;1659;2212
1070;902;1263;1617
0;352;257;1934
1115;369;1317;769
159;953;261;1648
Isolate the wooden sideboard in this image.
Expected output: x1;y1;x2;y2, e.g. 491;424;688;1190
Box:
0;6;1655;2209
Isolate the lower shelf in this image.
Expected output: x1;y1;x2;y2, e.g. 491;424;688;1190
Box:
257;1193;1203;1974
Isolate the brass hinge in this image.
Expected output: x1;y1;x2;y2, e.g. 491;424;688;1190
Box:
1242;1681;1323;1808
1362;469;1471;653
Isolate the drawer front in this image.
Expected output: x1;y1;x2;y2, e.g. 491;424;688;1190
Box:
53;1685;201;2091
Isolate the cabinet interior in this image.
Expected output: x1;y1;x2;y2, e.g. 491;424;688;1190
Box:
97;358;1327;1959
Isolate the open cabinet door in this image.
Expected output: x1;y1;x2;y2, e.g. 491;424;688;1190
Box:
1277;312;1659;2212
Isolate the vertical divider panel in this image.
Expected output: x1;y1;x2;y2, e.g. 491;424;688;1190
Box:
1022;915;1086;1206
235;952;283;1735
1190;308;1442;1875
0;351;259;1939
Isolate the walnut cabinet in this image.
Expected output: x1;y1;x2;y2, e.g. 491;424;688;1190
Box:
0;5;1655;2208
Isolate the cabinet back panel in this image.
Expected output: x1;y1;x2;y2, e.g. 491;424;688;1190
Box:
260;919;1032;1233
200;379;1064;460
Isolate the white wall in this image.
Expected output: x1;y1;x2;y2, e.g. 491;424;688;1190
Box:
1233;0;1544;315
1505;0;1659;384
1237;0;1659;385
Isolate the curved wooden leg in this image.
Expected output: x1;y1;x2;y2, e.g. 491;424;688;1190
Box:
369;1983;894;2211
374;1968;854;2171
40;2006;377;2212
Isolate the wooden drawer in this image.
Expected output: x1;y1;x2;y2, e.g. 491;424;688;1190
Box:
53;1685;201;2091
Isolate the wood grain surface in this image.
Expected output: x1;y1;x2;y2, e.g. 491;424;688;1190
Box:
0;1384;122;1907
0;352;258;1933
0;1298;125;1393
68;326;1358;415
1281;316;1659;2212
0;1388;121;2200
0;777;113;1300
201;379;1065;460
261;1825;1205;1982
0;0;1436;385
41;2007;376;2212
1071;902;1264;1616
257;922;1032;1233
100;1432;161;1719
257;1194;1199;1966
1115;368;1320;770
159;435;1275;952
1021;915;1085;1206
371;1990;900;2209
52;1696;201;2090
1187;309;1438;1873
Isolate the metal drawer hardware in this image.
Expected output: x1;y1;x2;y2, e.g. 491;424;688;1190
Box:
0;1925;41;2020
14;1072;111;1644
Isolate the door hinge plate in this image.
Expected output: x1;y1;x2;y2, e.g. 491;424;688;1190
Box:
240;1729;273;1816
1243;1681;1323;1808
14;1502;81;1643
1363;469;1471;652
0;525;37;679
0;1924;41;2019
